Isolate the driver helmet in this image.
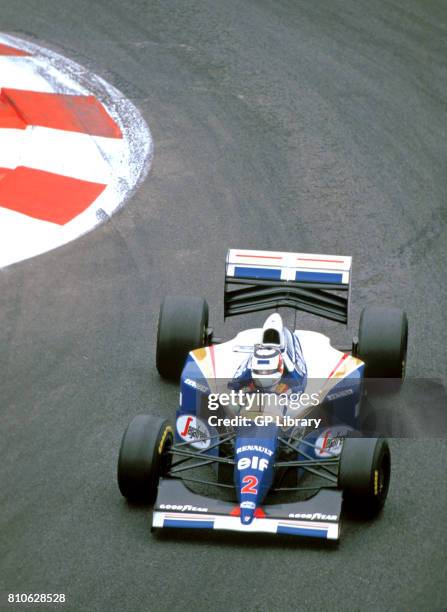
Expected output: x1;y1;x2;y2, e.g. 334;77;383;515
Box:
251;344;284;389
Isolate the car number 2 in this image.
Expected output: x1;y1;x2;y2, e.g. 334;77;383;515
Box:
241;475;259;495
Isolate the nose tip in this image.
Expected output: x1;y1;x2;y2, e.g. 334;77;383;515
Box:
240;506;255;525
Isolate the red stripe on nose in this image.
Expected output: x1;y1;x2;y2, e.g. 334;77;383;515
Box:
1;89;122;138
0;166;106;225
0;43;31;56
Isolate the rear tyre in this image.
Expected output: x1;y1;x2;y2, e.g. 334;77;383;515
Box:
117;415;173;503
357;306;408;381
156;295;209;380
339;437;391;517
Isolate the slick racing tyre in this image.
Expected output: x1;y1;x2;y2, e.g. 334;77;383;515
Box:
156;295;209;380
338;437;391;517
117;415;173;503
357;306;408;381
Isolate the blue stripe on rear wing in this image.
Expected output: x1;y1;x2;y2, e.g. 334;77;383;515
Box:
234;266;282;280
295;270;344;284
225;249;352;324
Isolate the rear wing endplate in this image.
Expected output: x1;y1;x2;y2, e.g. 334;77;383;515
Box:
224;249;352;324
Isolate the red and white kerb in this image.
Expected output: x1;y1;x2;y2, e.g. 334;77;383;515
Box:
0;35;152;268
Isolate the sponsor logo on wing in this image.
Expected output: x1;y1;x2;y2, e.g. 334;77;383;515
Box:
288;512;338;521
159;504;208;512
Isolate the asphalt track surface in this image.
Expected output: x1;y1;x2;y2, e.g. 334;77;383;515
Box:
1;1;447;611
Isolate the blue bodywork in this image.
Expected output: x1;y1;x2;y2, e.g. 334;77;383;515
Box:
175;336;364;524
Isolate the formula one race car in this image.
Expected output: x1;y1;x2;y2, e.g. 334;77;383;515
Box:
117;249;408;540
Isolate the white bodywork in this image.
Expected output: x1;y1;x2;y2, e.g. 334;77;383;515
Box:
189;322;364;409
211;328;342;379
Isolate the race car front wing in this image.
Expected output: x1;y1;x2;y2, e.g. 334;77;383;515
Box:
152;478;342;540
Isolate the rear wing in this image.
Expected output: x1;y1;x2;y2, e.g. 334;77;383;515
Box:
224;249;352;324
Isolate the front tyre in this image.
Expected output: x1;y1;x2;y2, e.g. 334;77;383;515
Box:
117;415;173;503
338;437;391;517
